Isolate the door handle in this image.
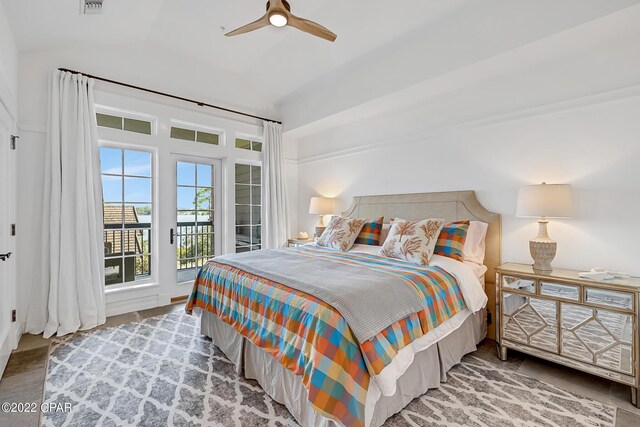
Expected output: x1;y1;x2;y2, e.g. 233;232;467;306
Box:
170;229;175;245
0;252;12;261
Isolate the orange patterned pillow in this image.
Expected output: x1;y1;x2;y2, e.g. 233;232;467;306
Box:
378;218;444;265
317;217;367;251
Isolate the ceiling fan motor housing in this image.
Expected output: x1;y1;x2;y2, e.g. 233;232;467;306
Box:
267;0;291;12
267;0;290;27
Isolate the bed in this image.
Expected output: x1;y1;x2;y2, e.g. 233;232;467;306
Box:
186;191;501;427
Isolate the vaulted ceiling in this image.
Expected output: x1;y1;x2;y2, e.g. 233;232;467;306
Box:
4;0;640;133
4;0;463;101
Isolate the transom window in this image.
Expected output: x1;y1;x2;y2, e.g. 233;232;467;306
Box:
100;147;153;286
97;113;152;135
235;137;262;152
235;163;261;252
171;126;219;145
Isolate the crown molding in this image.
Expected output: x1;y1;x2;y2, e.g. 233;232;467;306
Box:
297;82;640;165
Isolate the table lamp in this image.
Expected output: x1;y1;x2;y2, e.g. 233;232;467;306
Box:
309;196;334;238
516;183;573;273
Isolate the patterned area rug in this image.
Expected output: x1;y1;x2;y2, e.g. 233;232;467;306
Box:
42;312;615;427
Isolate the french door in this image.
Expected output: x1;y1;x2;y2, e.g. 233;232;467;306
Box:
170;155;222;284
0;103;16;377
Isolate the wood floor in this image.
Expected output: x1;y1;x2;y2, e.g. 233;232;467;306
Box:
1;304;639;427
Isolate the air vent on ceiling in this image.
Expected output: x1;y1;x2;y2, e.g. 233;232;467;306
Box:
80;0;104;15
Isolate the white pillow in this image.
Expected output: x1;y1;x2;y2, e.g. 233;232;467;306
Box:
463;221;488;265
317;216;367;251
378;218;444;265
379;223;391;246
464;261;488;282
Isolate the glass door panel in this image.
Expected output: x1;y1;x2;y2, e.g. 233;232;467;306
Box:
100;147;153;286
175;160;218;283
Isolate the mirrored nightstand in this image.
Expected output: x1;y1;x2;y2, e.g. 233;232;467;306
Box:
496;263;640;408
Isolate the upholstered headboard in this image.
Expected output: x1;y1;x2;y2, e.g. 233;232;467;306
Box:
342;191;501;338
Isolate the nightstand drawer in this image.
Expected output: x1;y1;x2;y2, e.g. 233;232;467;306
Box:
540;281;580;301
585;288;634;311
502;275;535;293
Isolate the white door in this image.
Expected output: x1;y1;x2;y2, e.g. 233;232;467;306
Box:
0;103;16;377
167;155;222;286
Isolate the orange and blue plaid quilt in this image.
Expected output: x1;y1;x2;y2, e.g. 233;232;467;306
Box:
186;247;465;427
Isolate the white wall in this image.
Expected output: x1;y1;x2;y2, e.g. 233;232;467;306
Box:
293;93;640;276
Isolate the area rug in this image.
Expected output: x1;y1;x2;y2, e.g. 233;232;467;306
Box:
42;311;616;427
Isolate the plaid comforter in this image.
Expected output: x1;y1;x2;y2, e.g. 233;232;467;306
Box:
186;247;465;427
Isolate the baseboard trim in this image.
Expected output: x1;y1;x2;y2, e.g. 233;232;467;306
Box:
106;295;159;317
170;295;189;304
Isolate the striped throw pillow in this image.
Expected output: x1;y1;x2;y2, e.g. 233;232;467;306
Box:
354;217;384;245
434;221;470;262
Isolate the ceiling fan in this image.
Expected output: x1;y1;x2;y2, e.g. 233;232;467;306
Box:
225;0;337;42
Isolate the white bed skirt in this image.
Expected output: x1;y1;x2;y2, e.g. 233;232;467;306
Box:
198;309;486;427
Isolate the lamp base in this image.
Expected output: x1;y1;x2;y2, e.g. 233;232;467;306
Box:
314;214;328;239
529;218;556;273
530;240;556;273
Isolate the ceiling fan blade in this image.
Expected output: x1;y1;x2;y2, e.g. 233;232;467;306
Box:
288;14;337;42
225;14;270;37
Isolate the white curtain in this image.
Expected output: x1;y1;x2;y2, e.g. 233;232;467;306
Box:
26;70;106;338
262;121;290;249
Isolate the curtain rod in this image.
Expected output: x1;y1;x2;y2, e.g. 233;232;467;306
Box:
58;67;282;125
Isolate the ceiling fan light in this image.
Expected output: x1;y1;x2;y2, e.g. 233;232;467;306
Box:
269;13;288;27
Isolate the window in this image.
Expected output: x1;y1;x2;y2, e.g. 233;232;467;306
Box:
176;162;216;282
235;137;262;152
235;164;261;252
171;126;219;145
97;113;152;135
100;147;152;286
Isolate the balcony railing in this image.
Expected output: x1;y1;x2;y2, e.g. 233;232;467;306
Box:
104;220;217;278
176;220;214;271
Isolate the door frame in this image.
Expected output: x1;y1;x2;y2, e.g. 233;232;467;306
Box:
0;100;17;377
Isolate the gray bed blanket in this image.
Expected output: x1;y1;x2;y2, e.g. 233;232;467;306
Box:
212;246;427;343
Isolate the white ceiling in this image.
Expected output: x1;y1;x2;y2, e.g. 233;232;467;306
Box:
4;0;640;131
0;0;503;102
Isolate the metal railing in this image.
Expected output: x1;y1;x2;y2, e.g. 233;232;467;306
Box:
104;221;215;272
176;221;214;270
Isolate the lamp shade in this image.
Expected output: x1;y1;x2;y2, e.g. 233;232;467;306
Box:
309;196;334;215
516;183;573;218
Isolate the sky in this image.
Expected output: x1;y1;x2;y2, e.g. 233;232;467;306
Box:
100;148;215;210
